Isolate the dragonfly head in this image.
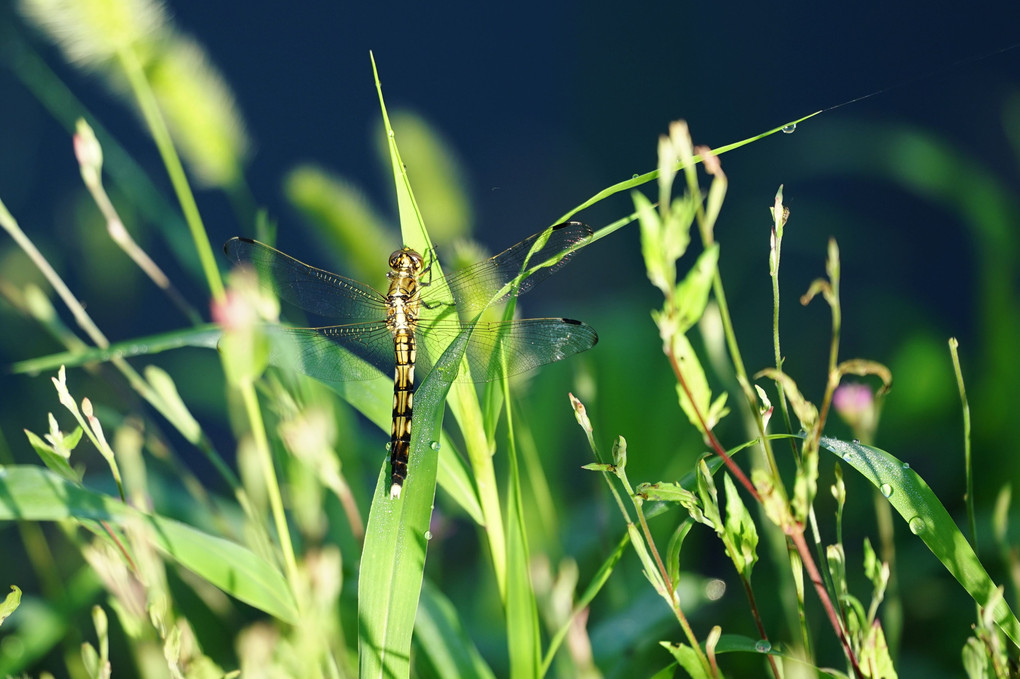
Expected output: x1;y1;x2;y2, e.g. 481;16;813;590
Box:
388;248;426;277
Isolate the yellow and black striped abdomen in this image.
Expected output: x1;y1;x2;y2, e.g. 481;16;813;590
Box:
388;328;416;498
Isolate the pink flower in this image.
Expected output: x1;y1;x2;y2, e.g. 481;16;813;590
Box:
832;382;878;443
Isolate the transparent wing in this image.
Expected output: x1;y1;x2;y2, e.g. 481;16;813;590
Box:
415;317;599;383
225;226;597;386
424;221;593;317
224;237;389;321
265;323;395;383
262;318;597;385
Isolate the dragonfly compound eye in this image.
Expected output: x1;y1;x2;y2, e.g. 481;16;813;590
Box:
389;248;425;273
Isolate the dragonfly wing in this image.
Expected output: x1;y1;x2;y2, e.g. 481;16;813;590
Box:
428;222;593;317
224;237;388;322
415;318;598;384
266;324;395;383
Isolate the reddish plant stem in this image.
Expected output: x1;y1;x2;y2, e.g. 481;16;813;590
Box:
739;574;781;678
789;526;863;679
667;348;759;503
668;344;864;678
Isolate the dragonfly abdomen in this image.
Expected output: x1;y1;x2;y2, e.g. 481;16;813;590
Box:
388;328;416;498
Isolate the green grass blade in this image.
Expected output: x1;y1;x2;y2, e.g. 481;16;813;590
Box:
555;111;822;223
819;436;1020;647
358;59;469;676
8;324;222;375
541;531;630;675
503;383;540;679
371;53;430;257
415;580;496;679
0;466;297;623
358;334;469;677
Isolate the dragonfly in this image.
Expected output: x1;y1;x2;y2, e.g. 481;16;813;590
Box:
223;222;598;498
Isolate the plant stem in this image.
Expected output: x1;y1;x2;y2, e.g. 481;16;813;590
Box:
116;47;225;304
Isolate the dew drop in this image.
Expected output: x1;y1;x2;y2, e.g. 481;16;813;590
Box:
754;639;772;653
879;483;893;498
430;440;441;451
852;438;860;444
842;451;853;462
901;462;910;469
908;516;924;535
387;130;395;138
385;441;392;451
781;124;797;134
424;530;433;541
632;173;639;179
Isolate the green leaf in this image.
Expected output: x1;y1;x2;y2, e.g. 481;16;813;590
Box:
635;481;697;504
819;436;1020;648
634;191;671;294
357;54;466;679
666;519;694;591
415;581;496;679
722;473;758;578
792;439;818;523
0;586;22;627
357;331;467;677
671;334;712;433
505;431;540;679
541;532;630;676
675;243;719;333
143;364;201;443
23;429;80;481
0;467;296;623
660;642;710;679
627;523;667;599
695;459;722;532
756;369;817;432
859;621;897;679
8;324;222;375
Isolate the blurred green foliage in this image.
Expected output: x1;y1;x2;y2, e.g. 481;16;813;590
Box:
1;2;1019;677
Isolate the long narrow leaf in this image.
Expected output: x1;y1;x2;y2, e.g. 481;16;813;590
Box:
358;55;460;678
358;333;469;677
819;436;1020;647
0;467;297;623
504;379;540;679
415;580;496;679
8;324;222;375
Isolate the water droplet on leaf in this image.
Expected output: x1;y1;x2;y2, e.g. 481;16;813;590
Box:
879;483;893;498
782;124;797;134
754;639;772;653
